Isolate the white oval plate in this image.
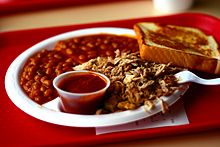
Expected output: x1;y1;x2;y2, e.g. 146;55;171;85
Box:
5;27;189;127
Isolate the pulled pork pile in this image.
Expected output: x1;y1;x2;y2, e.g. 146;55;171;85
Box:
74;50;182;114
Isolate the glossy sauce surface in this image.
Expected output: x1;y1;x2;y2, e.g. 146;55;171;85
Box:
58;73;107;93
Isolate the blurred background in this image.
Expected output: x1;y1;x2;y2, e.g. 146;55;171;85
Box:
0;0;220;32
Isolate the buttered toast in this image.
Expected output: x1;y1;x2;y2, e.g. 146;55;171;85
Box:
134;22;220;74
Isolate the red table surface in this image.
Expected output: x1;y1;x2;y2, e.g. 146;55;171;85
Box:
1;13;220;146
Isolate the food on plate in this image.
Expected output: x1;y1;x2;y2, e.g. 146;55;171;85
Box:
74;50;182;114
19;27;190;114
134;22;220;74
19;34;139;104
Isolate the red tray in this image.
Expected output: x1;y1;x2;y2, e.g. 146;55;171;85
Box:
0;0;120;15
1;13;220;146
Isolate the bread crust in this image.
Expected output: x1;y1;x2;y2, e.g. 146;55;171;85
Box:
134;24;220;74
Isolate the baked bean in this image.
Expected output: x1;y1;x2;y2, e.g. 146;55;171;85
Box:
54;54;62;59
73;38;79;43
36;53;43;58
56;70;63;76
26;80;33;87
61;44;66;49
105;50;113;56
87;51;97;55
112;43;118;48
87;42;94;48
44;63;53;69
66;48;73;55
34;96;41;102
78;54;86;60
56;63;63;70
32;82;40;90
44;89;53;97
42;80;51;87
62;62;69;67
40;76;47;83
20;78;26;85
104;40;109;44
81;46;90;51
71;44;76;49
100;44;107;50
65;58;73;63
95;42;101;46
20;34;139;104
29;58;38;65
23;85;29;91
24;75;30;80
40;86;46;92
32;89;41;97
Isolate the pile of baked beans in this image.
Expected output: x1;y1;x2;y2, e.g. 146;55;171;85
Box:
20;34;139;104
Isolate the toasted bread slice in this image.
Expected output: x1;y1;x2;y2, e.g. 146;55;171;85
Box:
134;22;220;74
